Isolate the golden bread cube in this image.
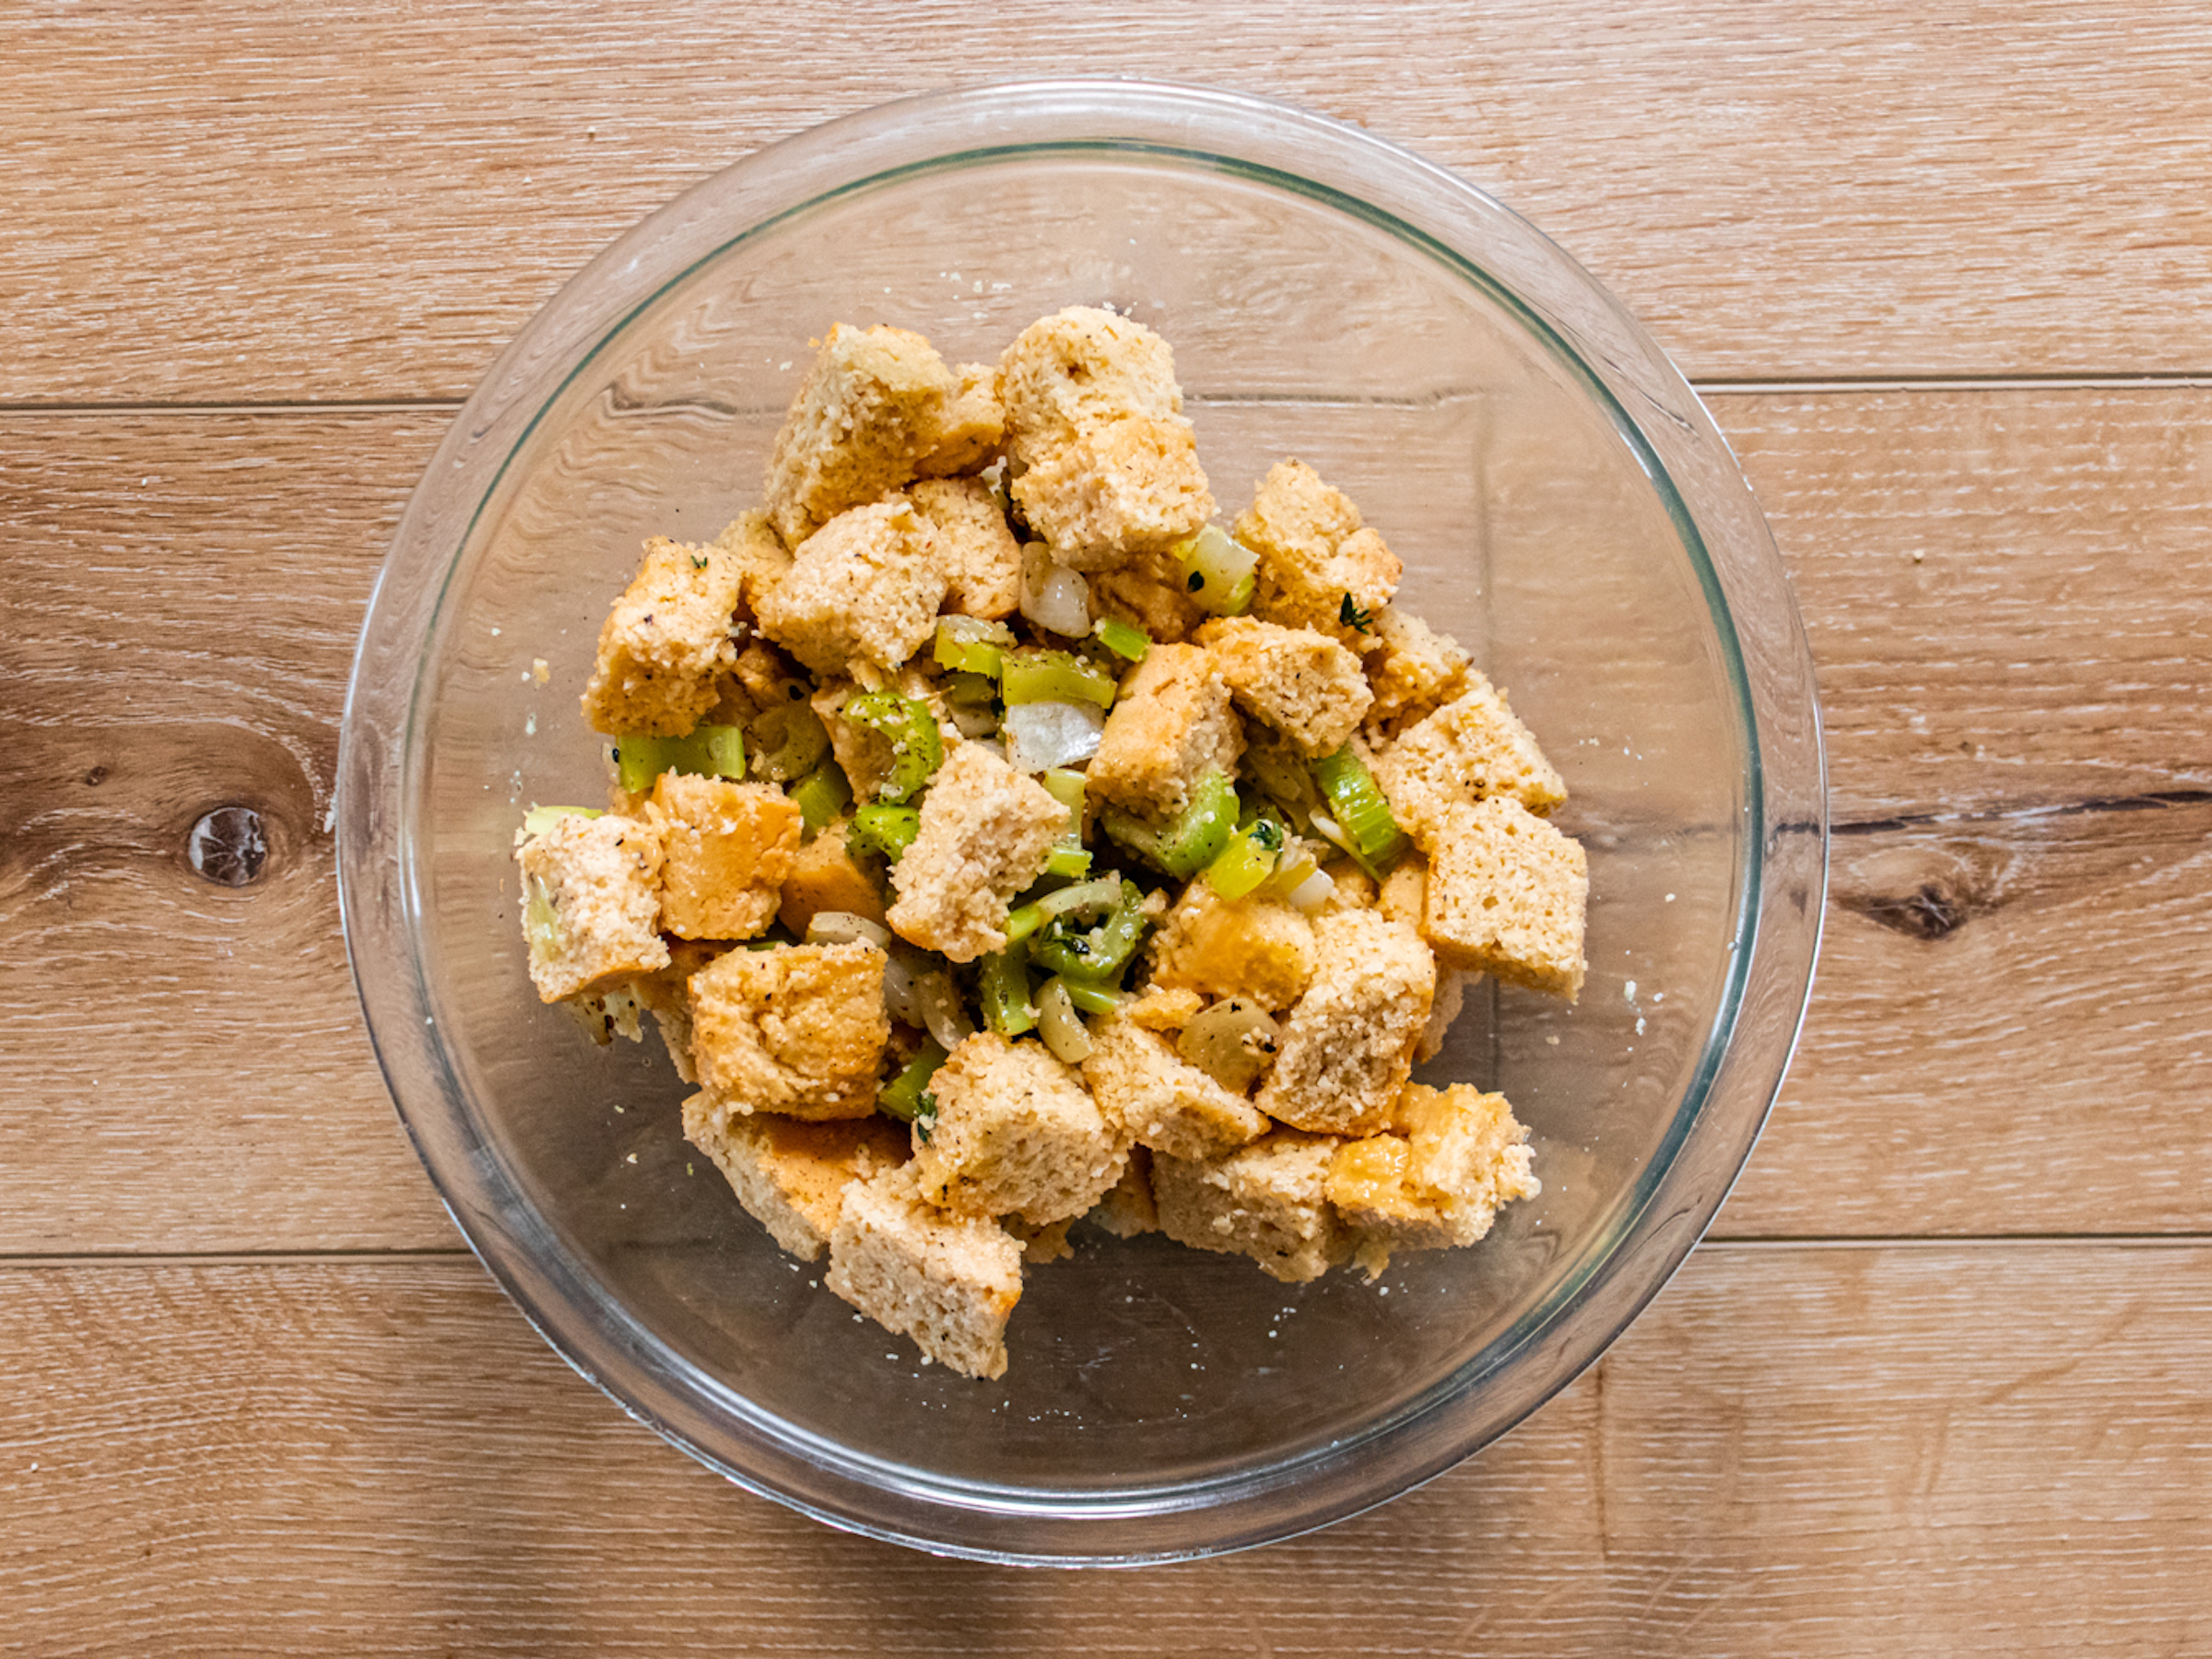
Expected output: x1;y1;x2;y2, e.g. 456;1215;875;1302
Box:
1152;1129;1347;1284
516;813;669;1003
1420;796;1588;999
687;940;888;1121
909;1032;1129;1226
682;1102;912;1262
650;772;802;941
826;1165;1025;1380
1253;909;1435;1136
579;535;746;736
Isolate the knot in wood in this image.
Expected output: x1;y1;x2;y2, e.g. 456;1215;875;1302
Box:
187;806;269;887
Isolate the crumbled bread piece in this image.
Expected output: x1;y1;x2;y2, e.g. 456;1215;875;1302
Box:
1378;854;1426;928
1254;909;1436;1136
631;939;728;1083
1362;605;1472;737
997;307;1211;567
763;324;959;544
1089;543;1207;643
826;1165;1024;1380
1123;983;1205;1032
1417;967;1478;1065
1316;858;1378;914
1420;797;1588;999
1004;1214;1077;1265
1193;617;1373;756
517;814;669;1002
1143;878;1316;1012
886;744;1069;962
1011;416;1215;571
910;1032;1129;1225
712;509;796;613
1371;676;1567;842
776;819;887;936
913;362;1006;478
580;536;746;736
650;772;802;941
1082;1012;1270;1161
1328;1082;1538;1275
1085;643;1243;818
911;477;1021;620
1086;1147;1159;1237
688;940;888;1120
682;1101;911;1262
755;499;949;677
1234;460;1402;651
1152;1129;1347;1284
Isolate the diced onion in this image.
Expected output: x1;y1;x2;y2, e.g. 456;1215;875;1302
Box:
1036;978;1094;1065
1285;866;1335;913
1176;998;1281;1092
914;970;976;1054
806;912;892;949
1001;700;1104;772
1019;541;1094;638
881;952;924;1027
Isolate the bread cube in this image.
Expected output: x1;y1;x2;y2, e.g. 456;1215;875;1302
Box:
1370;676;1567;842
1122;983;1205;1032
579;535;746;736
682;1100;911;1262
911;477;1022;620
754;498;949;676
630;938;727;1083
826;1165;1025;1380
811;677;956;806
1142;878;1316;1013
1085;1147;1160;1238
1327;1082;1538;1275
1420;797;1588;999
763;323;959;544
1082;1012;1269;1161
517;813;669;1003
1152;1129;1347;1284
776;819;887;937
687;940;888;1121
1362;604;1472;737
1233;460;1402;651
1085;642;1243;818
712;509;795;612
912;362;1006;479
650;772;802;941
1254;910;1436;1136
1192;617;1373;756
909;1032;1129;1225
885;744;1065;962
997;306;1212;567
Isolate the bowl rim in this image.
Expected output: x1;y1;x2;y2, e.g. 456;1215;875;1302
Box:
338;75;1829;1566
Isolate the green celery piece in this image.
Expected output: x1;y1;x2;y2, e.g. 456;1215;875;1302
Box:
979;946;1038;1038
1056;978;1124;1016
1100;768;1239;880
1311;745;1407;870
841;691;944;804
748;702;829;782
1042;844;1093;879
1029;877;1150;982
934;616;1013;677
1091;615;1151;663
611;724;745;794
850;803;921;863
787;759;853;841
1204;823;1277;900
1000;648;1117;710
878;1039;949;1124
1171;524;1259;618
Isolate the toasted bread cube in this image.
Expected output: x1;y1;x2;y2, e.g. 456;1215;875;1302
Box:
688;940;888;1121
650;773;802;941
1089;543;1207;644
1234;460;1403;652
997;305;1182;440
1421;797;1588;999
886;744;1065;962
580;536;746;736
909;1032;1129;1225
912;362;1006;478
826;1165;1025;1380
517;814;669;1002
776;819;887;936
763;324;959;544
1010;416;1214;570
631;939;727;1082
1082;1012;1270;1161
1254;910;1436;1136
1143;878;1316;1012
1192;617;1373;756
1328;1082;1539;1275
754;499;949;677
1086;1147;1160;1237
682;1101;911;1262
1362;605;1472;737
1371;677;1567;842
712;508;796;612
1086;642;1243;818
1153;1129;1347;1284
911;477;1022;620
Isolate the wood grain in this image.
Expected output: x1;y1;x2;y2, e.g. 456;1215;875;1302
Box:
3;1244;2207;1654
4;1;2210;403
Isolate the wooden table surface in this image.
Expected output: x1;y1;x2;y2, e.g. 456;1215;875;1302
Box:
6;5;2210;1653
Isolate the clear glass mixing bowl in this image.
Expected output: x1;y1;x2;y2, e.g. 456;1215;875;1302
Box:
338;79;1826;1564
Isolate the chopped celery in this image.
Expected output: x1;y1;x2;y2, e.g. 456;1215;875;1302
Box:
1171;524;1259;617
1042;843;1093;878
978;945;1038;1038
1040;769;1088;817
788;759;853;841
1034;978;1094;1064
1311;745;1407;875
747;701;829;782
1030;877;1150;982
521;805;602;838
699;724;747;779
1000;648;1118;710
1056;978;1124;1017
934;615;1014;677
523;872;559;958
841;691;944;803
850;803;921;863
943;670;999;707
1004;900;1047;946
1100;768;1239;880
1091;615;1151;663
1204;822;1278;900
611;724;747;794
1038;767;1089;877
878;1038;949;1125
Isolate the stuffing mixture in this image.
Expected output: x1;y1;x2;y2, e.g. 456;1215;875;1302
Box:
515;308;1587;1380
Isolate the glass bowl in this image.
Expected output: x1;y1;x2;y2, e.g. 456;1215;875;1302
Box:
338;79;1826;1565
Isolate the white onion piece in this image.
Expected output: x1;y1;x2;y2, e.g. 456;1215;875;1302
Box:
1002;699;1104;772
1285;867;1335;913
914;970;976;1054
1035;979;1093;1065
1177;998;1280;1092
1019;541;1093;638
881;952;924;1027
947;700;999;739
806;912;892;949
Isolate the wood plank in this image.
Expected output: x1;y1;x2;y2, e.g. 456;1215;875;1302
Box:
4;2;2210;403
2;1245;2207;1653
4;388;2207;1250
